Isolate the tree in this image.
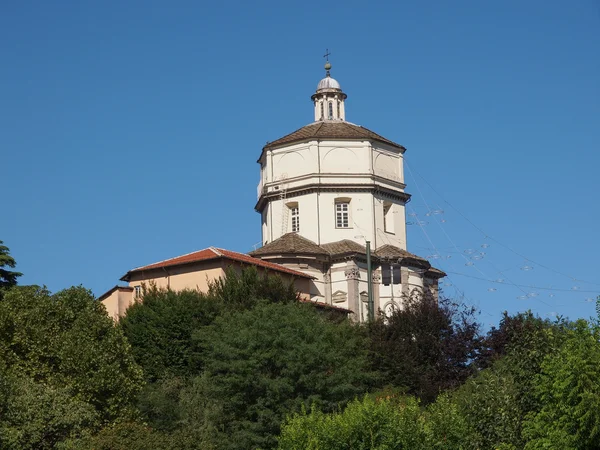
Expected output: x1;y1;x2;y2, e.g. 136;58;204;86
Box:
120;266;299;382
478;310;558;369
120;288;221;382
522;320;600;449
0;241;22;294
59;422;171;450
368;290;482;403
0;367;98;450
188;301;374;449
0;286;143;428
278;394;470;450
452;311;568;449
206;265;299;310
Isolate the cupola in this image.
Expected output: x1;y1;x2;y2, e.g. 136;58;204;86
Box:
311;60;347;121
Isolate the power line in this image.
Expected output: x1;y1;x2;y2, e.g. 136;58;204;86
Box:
446;270;600;294
405;159;600;288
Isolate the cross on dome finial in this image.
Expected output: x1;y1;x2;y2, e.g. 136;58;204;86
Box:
323;49;332;76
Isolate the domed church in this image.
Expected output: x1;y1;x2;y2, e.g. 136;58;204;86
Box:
99;58;444;322
250;60;445;321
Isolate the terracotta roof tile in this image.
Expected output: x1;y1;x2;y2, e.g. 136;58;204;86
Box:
374;244;429;265
122;247;313;280
321;240;366;257
263;121;405;151
249;233;329;257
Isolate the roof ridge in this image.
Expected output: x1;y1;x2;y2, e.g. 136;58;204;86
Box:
131;248;209;271
210;247;223;257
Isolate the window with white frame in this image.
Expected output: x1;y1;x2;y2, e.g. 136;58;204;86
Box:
383;201;394;233
290;205;299;232
134;285;142;298
335;201;350;228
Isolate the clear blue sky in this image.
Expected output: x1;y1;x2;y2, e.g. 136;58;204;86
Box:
2;1;599;327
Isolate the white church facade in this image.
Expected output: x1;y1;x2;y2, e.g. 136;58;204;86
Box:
250;60;444;321
100;59;444;322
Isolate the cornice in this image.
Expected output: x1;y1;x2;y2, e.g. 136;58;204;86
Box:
255;183;411;211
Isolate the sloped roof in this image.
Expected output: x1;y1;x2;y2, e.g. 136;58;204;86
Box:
374;244;429;264
248;236;445;278
321;239;366;257
249;233;329;257
263;121;405;151
121;247;313;281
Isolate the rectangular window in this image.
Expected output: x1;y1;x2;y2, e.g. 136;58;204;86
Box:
335;202;349;228
134;285;142;298
383;202;394;234
291;206;299;232
381;265;402;285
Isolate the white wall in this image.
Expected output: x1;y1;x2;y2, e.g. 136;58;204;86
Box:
259;138;408;249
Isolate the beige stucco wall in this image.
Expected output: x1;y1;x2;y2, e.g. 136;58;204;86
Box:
100;288;134;320
126;260;226;293
102;259;313;319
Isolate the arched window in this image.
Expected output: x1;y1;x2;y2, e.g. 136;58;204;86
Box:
328;102;333;119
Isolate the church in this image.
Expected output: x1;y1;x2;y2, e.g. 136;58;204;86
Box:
100;59;445;321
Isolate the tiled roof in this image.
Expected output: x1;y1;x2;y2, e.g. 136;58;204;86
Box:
426;267;447;278
263;121;405;151
121;247;313;280
374;244;429;265
321;240;366;257
248;236;445;278
249;233;329;257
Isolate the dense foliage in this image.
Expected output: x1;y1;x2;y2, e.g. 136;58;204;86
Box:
190;301;374;449
4;256;600;449
368;290;482;403
120;267;298;381
0;286;143;449
279;394;469;450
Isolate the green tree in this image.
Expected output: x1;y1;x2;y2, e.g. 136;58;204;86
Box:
0;241;22;295
523;320;600;450
120;266;298;382
279;396;427;450
59;422;172;450
369;291;482;403
206;265;299;310
120;288;222;381
189;301;374;449
0;286;144;427
0;367;98;450
278;394;470;450
452;311;567;449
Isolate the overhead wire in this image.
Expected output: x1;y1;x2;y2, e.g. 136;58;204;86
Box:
405;158;600;288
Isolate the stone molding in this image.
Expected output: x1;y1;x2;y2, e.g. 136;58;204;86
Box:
344;267;361;280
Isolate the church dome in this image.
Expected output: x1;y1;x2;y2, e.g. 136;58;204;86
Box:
317;76;341;91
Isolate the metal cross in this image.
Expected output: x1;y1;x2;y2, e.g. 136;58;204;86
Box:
323;49;331;61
